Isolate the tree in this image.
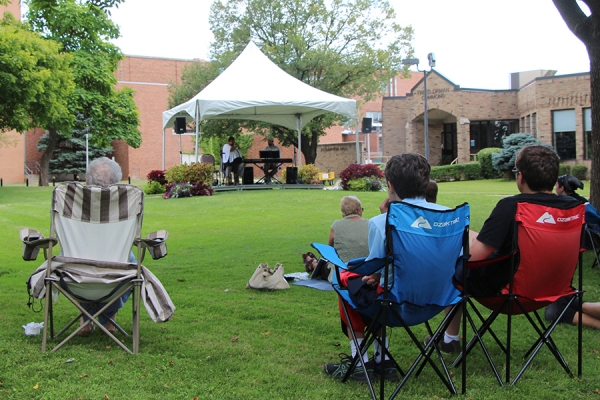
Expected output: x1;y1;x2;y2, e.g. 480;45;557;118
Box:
553;0;600;206
37;114;112;180
169;0;414;165
0;14;74;142
491;133;553;176
26;0;141;186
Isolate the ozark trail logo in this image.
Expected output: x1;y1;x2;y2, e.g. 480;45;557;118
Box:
411;216;432;229
536;212;556;224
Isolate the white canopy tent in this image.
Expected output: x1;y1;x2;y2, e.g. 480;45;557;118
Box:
162;41;357;169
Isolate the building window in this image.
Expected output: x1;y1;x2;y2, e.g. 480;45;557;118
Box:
469;120;518;153
366;112;382;123
520;117;525;133
532;112;537;138
526;115;531;134
552;109;576;160
584;108;592;159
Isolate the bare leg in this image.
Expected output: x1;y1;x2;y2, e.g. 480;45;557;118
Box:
572;311;600;330
581;302;600;320
446;306;462;336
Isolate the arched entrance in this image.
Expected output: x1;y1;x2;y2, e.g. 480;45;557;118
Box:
409;108;457;165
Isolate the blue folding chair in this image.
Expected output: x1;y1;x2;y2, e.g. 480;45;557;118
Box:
584;202;600;268
313;201;470;399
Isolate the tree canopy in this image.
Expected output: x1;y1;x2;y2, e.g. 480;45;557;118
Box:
169;0;414;165
0;14;73;138
553;0;600;206
25;0;140;185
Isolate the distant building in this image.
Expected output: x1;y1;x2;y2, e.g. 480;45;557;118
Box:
383;69;591;168
0;2;591;183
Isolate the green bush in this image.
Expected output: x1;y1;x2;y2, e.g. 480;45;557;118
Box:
183;162;214;184
165;163;214;186
430;162;481;182
559;164;571;176
298;164;320;184
571;164;588;180
477;148;502;179
143;180;167;195
346;178;368;191
462;162;483;180
492;133;551;175
165;164;187;183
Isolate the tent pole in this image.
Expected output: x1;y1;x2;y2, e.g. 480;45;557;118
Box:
195;102;200;162
162;128;166;170
296;114;302;168
355;118;360;164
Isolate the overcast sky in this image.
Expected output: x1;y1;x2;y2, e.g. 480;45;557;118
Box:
107;0;590;90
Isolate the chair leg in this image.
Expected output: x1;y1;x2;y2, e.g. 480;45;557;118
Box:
41;281;52;352
132;281;141;354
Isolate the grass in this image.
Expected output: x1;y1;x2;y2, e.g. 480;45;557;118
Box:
1;180;599;399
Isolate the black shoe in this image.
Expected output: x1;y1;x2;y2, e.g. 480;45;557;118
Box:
324;354;375;383
373;359;399;381
424;335;460;354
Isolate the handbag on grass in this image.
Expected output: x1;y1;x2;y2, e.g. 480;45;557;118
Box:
247;263;290;290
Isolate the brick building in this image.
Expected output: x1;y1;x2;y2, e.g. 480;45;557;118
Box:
1;0;591;183
383;70;592;168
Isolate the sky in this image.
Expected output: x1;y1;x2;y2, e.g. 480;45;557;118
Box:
107;0;591;90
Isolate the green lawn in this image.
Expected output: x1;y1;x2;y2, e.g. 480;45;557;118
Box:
0;180;598;399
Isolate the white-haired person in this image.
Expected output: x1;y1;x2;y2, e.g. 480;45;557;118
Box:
78;157;132;335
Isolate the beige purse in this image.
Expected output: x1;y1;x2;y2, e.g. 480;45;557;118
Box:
246;263;290;290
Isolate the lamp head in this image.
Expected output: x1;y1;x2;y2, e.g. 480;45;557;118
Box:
427;53;436;68
401;58;420;66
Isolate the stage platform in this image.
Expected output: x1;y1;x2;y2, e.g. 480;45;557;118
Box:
213;183;324;192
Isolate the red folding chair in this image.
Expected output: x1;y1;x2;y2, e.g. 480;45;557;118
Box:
454;201;585;386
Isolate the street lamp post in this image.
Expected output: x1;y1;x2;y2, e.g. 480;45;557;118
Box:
85;129;91;172
402;53;436;161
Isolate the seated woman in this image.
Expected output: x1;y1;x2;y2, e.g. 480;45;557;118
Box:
302;196;369;279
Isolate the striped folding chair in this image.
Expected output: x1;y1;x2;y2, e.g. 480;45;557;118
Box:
24;182;175;354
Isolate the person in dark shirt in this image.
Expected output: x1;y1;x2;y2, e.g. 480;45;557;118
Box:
430;145;581;353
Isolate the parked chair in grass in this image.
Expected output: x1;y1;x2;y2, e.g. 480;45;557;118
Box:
313;201;470;399
453;201;585;387
24;181;175;354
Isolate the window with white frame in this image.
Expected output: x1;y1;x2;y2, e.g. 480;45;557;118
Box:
552;109;576;160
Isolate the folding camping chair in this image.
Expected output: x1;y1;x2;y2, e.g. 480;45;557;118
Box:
23;182;174;354
453;201;585;386
313;201;470;399
583;202;600;268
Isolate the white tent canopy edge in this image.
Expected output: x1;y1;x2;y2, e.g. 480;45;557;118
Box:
161;41;357;169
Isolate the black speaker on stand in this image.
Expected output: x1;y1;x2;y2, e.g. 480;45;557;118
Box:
174;117;187;134
362;117;372;133
243;166;254;185
286;167;298;184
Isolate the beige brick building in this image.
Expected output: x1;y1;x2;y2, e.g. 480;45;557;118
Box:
383;70;592;168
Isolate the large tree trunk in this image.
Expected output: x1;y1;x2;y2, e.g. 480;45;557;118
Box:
39;129;60;186
552;0;600;207
302;130;319;165
590;43;600;208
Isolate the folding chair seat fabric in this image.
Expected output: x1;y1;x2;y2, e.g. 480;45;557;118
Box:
314;201;470;399
24;182;175;354
456;201;585;386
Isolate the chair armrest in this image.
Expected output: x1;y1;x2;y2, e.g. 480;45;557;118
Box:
135;230;169;260
19;228;58;261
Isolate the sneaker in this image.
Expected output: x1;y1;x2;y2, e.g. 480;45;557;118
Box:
324;354;375;383
373;359;399;381
423;335;460;354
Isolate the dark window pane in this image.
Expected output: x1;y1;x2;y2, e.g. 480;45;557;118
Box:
554;132;576;160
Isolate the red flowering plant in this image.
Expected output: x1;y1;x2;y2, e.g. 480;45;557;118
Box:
339;163;385;191
147;170;167;185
